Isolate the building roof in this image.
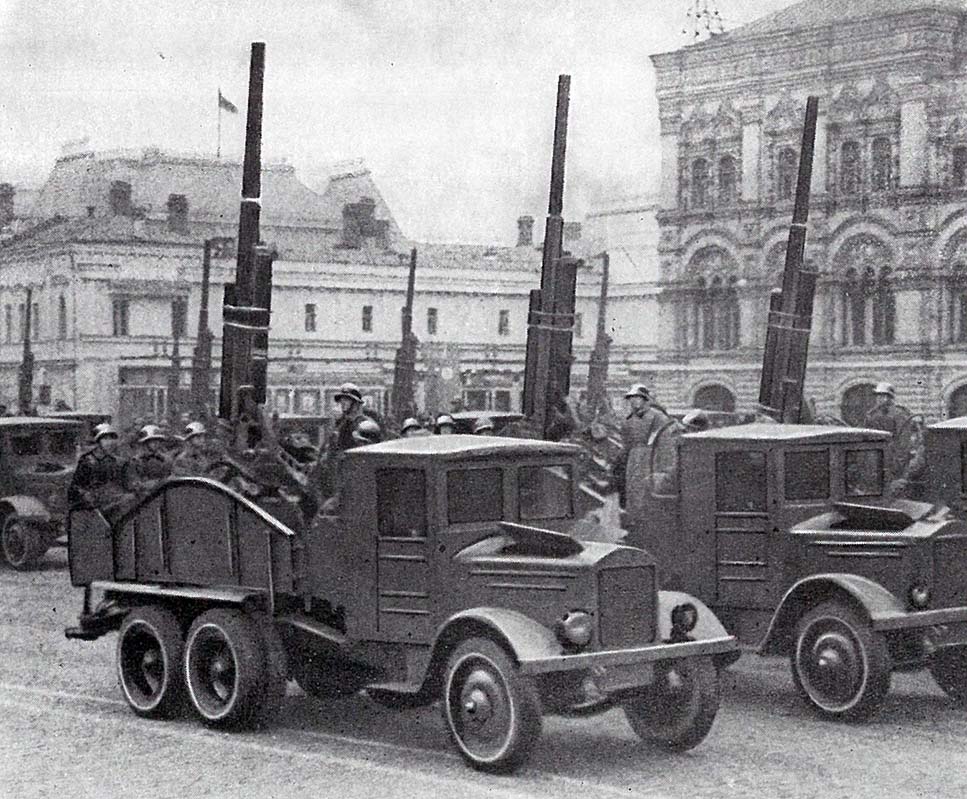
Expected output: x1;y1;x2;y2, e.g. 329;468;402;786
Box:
347;434;580;460
683;423;891;444
730;0;965;39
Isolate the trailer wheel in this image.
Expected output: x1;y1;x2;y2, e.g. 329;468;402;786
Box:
791;600;891;721
442;637;541;773
184;609;266;729
930;646;967;706
116;606;185;719
1;515;48;571
622;656;718;751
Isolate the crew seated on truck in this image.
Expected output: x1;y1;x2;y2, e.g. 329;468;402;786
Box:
68;423;136;524
128;425;172;495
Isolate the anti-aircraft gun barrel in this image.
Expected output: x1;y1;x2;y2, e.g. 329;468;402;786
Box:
757;95;819;423
392;247;418;421
18;287;34;415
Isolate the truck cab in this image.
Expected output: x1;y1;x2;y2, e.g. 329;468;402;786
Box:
0;417;83;569
628;423;967;720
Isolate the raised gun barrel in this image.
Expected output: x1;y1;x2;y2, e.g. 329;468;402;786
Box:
757;95;819;424
391;247;418;422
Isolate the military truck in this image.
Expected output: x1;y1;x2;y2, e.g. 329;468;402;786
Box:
0;417;83;569
626;423;967;720
67;435;738;772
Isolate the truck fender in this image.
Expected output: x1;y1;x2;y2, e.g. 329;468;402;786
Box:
759;574;904;656
658;590;740;668
0;496;52;525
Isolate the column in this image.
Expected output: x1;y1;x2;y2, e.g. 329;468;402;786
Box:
660;132;679;210
900;99;928;187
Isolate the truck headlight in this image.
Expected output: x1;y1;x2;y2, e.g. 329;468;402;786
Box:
909;583;931;610
671;602;699;637
557;611;593;648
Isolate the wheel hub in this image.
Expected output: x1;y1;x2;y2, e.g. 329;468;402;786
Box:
801;623;864;709
3;524;25;562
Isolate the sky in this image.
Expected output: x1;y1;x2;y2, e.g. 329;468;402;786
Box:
0;0;798;244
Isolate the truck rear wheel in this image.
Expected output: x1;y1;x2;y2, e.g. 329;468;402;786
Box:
930;646;967;706
184;609;267;729
442;637;541;773
791;600;891;721
622;655;718;751
1;515;48;571
116;606;185;719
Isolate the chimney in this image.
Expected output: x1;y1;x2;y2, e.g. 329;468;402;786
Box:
341;197;380;248
109;180;132;216
516;215;534;247
166;193;189;232
0;183;14;226
564;221;582;243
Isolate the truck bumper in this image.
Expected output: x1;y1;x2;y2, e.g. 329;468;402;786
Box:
873;606;967;651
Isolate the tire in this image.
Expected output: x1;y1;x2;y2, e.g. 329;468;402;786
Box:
293;654;366;700
1;515;49;571
930;646;967;706
622;656;719;751
791;600;891;721
251;614;289;727
184;609;267;729
441;637;542;773
116;606;186;719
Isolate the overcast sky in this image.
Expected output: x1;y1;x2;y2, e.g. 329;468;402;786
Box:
0;0;796;244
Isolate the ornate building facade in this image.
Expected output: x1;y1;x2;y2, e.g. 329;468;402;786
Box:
650;0;967;422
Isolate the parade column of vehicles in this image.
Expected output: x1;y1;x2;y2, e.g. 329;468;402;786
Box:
625;422;967;718
66;435;738;773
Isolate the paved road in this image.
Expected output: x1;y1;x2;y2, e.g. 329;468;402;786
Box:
2;551;966;799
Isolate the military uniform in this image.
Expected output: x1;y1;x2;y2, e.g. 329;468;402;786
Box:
68;447;134;517
129;450;172;494
171;447;213;477
864;402;906;437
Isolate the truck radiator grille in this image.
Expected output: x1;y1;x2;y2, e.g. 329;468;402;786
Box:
933;535;967;608
598;566;655;648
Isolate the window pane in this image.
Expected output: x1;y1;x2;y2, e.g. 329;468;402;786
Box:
845;449;884;497
785;450;830;500
11;434;42;456
494;390;511;412
519;465;573;521
48;431;77;456
464;390;487;411
448;468;503;524
715;451;767;512
376;468;427;538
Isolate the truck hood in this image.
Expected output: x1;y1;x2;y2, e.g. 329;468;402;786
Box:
793;498;961;539
453;522;630;569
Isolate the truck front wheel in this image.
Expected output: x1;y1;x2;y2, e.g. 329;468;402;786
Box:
791;600;891;721
1;515;48;571
184;609;267;729
930;646;967;706
442;637;541;773
622;655;718;751
117;606;185;719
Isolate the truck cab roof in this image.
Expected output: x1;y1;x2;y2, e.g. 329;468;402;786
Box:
345;434;579;461
682;423;890;445
0;417;85;430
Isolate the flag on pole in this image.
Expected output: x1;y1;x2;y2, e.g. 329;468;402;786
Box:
218;89;238;114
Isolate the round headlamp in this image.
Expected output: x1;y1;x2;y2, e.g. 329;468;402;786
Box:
671;602;699;636
557;611;593;648
908;583;931;610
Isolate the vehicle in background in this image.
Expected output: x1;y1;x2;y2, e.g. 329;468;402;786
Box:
450;411;524;436
0;417;84;569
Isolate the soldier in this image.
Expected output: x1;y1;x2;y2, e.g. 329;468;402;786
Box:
682;409;711;433
68;422;135;522
614;384;669;516
330;382;370;453
864;383;904;436
171;421;212;477
129;424;172;495
400;417;426;438
473;417;495;436
351;417;383;447
435;414;456;435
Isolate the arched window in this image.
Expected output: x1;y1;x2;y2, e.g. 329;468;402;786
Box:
691;158;709;208
57;294;67;340
949;384;967;418
872;266;895;345
843;268;867;345
840;140;861;195
688;246;740;352
871;137;892;192
836;236;894;346
694;384;736;412
702;276;718;349
777;147;797;200
841;383;877;427
954;146;967;188
948;262;967;343
718;155;736;204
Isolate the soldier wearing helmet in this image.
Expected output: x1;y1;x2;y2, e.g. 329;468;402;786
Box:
330;382;372;453
435;414;456;435
351;417;383;447
400;417;427;438
614;383;671;515
473;417;495;436
68;422;135;521
129;424;172;494
864;382;904;436
172;421;214;477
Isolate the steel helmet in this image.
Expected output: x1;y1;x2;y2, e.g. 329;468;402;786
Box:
873;382;896;399
682;409;710;432
136;424;166;444
400;417;422;435
473;416;495;434
351;418;382;446
435;414;456;432
92;422;119;442
334;382;364;405
183;421;207;439
624;384;652;400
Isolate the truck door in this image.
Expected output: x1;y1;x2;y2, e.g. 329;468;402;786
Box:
374;467;433;643
713;449;774;608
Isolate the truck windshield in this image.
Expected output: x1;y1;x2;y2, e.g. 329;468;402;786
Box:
10;434;42;457
47;431;78;457
845;449;883;497
447;467;503;524
784;450;829;501
716;451;767;512
518;465;573;521
376;468;427;538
